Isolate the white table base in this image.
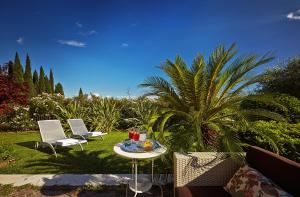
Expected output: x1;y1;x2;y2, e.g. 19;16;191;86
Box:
126;159;154;197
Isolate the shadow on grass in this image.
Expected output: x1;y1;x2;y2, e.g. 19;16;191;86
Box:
16;141;73;155
23;149;132;174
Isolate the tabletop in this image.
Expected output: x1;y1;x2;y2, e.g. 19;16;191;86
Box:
113;141;167;159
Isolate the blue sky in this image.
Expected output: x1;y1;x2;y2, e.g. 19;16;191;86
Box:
0;0;299;97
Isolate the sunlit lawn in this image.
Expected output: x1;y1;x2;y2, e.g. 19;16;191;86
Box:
0;131;169;174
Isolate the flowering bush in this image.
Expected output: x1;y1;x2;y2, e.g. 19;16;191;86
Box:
29;93;64;121
0;105;36;131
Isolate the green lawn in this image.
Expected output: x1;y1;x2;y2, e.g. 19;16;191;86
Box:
0;131;169;174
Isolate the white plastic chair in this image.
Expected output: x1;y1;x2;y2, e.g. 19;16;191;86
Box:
36;120;87;158
67;119;107;142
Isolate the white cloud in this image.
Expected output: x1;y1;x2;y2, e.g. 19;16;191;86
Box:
76;22;83;28
58;40;86;47
79;30;97;36
286;9;300;20
121;43;129;47
16;37;24;44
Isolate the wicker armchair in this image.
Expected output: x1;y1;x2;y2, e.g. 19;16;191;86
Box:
173;152;241;196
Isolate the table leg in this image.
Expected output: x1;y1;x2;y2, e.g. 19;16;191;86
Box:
151;159;154;183
134;158;138;197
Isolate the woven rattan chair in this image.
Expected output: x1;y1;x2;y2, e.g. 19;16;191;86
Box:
67;119;107;142
36;120;87;158
173;152;242;195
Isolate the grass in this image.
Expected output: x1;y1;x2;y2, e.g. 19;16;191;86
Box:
0;131;170;174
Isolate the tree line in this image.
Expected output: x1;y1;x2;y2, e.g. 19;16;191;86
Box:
5;52;64;97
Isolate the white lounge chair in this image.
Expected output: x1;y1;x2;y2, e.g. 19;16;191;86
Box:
36;120;87;158
67;119;107;141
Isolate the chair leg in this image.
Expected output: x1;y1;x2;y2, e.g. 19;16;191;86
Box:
78;143;84;151
159;185;164;197
79;135;88;144
44;142;57;158
35;142;39;149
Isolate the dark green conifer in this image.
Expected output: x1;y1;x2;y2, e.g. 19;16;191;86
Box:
8;61;14;80
49;68;54;93
23;54;36;97
78;88;84;97
13;52;24;83
32;69;39;93
38;66;46;93
44;75;51;93
55;83;64;95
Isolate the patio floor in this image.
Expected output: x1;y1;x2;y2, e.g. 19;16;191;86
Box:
0;174;174;196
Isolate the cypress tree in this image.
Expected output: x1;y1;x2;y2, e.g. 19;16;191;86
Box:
23;54;36;97
49;68;54;93
8;61;14;80
32;69;39;94
78;88;83;97
38;66;46;93
55;83;64;95
44;75;51;93
13;52;24;83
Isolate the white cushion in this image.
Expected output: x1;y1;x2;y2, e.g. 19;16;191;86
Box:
56;138;87;146
88;132;107;137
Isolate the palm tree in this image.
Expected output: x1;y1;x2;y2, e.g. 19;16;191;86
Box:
140;44;285;154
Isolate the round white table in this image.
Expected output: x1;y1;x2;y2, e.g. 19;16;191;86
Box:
113;141;167;197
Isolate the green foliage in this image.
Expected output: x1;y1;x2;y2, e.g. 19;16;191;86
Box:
49;68;54;93
0;106;36;131
38;67;45;94
239;121;300;162
259;56;300;98
78;88;84;98
56;101;87;131
241;93;300;123
55;83;64;95
32;69;39;92
7;61;14;80
140;44;277;155
13;52;24;84
29;93;64;121
23;54;36;97
87;97;120;133
57;97;120;133
44;75;51;93
116;98;136;129
123;98;159;132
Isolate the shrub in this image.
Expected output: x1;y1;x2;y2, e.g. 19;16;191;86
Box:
56;100;88;131
258;56;300;98
29;93;64;121
87;98;120;133
115;98;136;130
239;121;300;162
241;93;300;123
0;75;29;117
0;105;36;131
122;98;159;131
